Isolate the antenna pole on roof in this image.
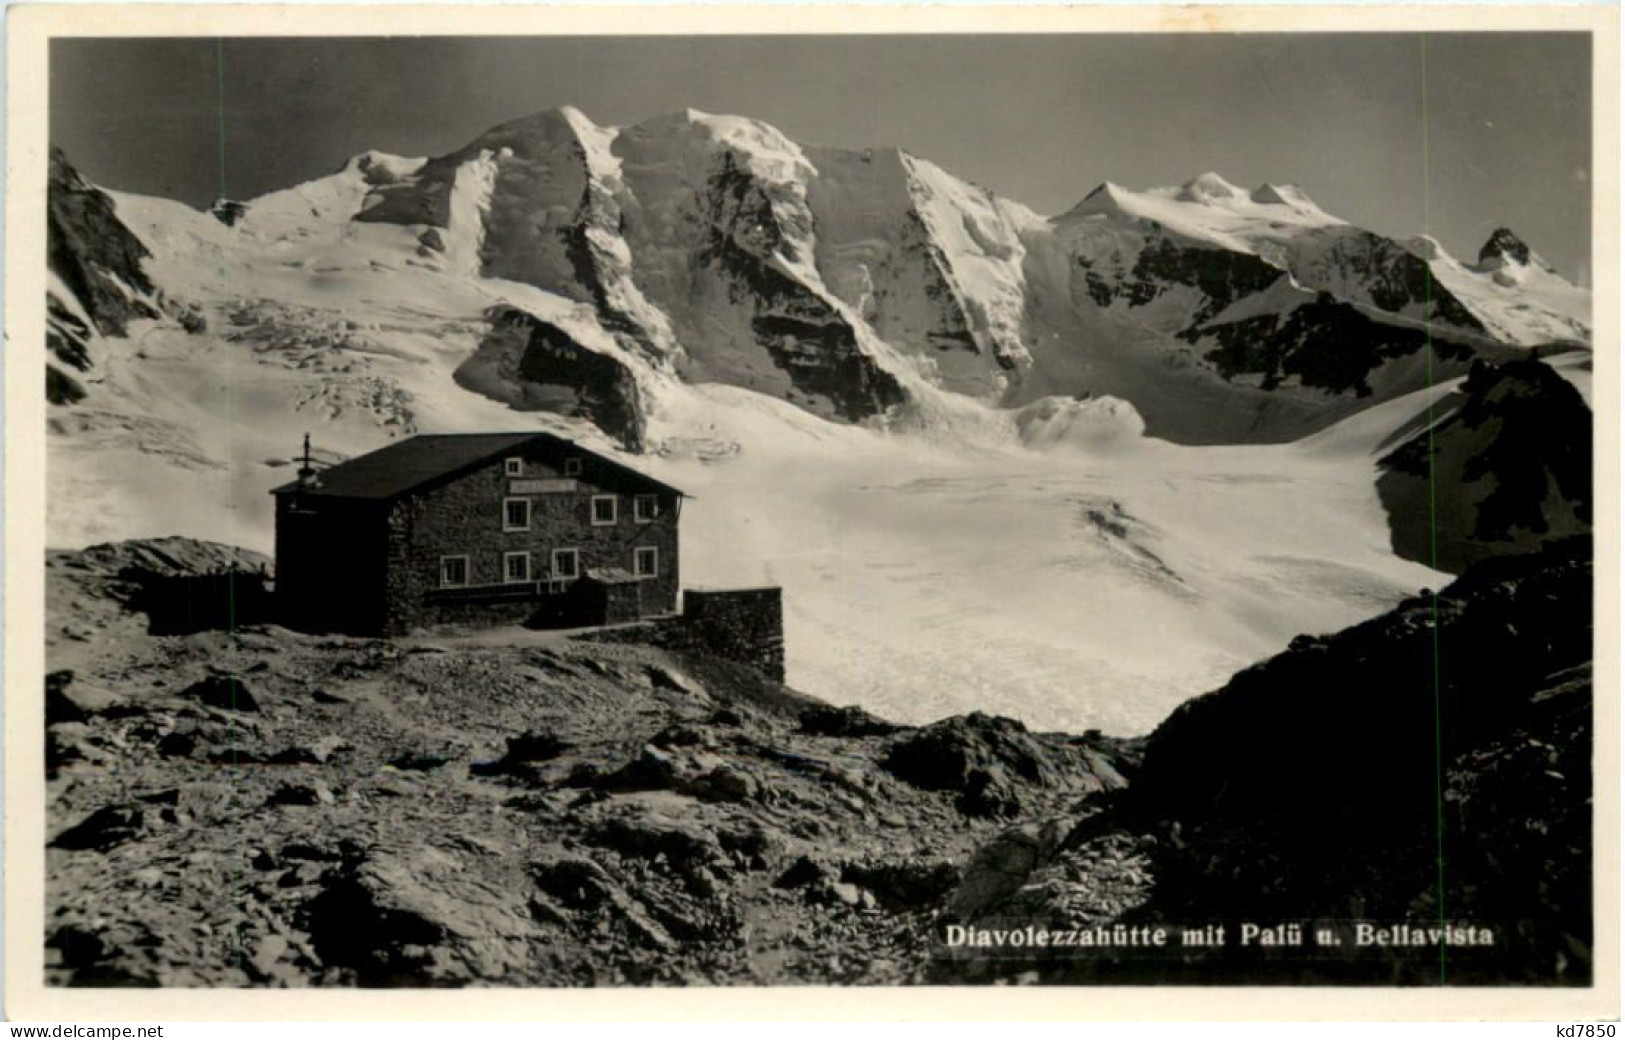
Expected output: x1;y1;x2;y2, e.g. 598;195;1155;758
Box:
297;432;316;486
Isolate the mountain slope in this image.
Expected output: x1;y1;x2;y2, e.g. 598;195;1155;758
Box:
41;113;1588;730
931;537;1593;985
45;537;1139;986
1129;536;1594;983
1377;355;1593;573
183;108;1589;448
46;149;207;403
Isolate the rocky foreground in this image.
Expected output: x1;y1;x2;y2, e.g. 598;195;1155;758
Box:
44;537;1592;986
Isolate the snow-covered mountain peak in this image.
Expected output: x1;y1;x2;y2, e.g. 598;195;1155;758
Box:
46;104;1592;494
548;103;595;127
1402;234;1452;262
1057;174;1345;255
1056;182;1140;226
1079;180;1131;206
449;106;601;160
1177;171;1243;202
1249;182;1322;212
625;108;815;183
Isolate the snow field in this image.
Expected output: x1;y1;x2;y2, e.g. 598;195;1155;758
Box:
61;114;1589;735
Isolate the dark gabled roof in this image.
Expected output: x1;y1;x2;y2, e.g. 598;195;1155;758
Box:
270;432;684;501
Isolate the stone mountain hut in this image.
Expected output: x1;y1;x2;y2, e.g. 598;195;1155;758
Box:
272;432;684;636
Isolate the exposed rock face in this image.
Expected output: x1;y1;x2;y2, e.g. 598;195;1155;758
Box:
364;109;910;432
46;354;88;405
301;843;545;985
1287;228;1487;333
454;305;648;452
1072;228;1285;331
806;145;1032;395
683;150;908;422
44;537;1142;987
210;199;249;227
1195;290;1478;397
345;107;1595;448
930;540;1592;986
47;148;161;402
52;110;1593;455
1022;185;1567;443
882;712;1131;819
1127;537;1592;983
47;149;208;404
1378;356;1592;572
1052;209;1493;423
48;148;159;338
1479;226;1533;267
357;108;679;364
60;536;271;584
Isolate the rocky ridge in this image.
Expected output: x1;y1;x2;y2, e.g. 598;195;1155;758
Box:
927;537;1593;985
44;540;1137;986
47;149;205;404
1378;355;1593;573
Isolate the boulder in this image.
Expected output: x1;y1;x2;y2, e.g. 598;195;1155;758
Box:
389;750;452;772
529;852;685;951
774;855;832;889
47;723;104;774
183;675;259;713
46;671;87;724
650;723;708;749
839;859;962;911
799;703;901;738
646;665;704;696
584;814;723;871
46;670;129;724
947;818;1069;920
301;844;541;985
47;919;162;986
687;765;758;804
267;782;335;807
268;735;350;765
50;804;149;852
471;729;572;778
531;855;618;911
882;712;1122;818
136;782;237;826
597;745;683;791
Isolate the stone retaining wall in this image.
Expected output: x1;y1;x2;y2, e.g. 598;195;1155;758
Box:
581;586;786;682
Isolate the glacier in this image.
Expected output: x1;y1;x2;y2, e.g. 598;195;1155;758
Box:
43;107;1592;732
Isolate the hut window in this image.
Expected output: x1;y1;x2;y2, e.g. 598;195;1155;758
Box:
504;457;523;476
633;546;658;578
439;556;469;588
552;548;580;580
564;457;583;477
634;494;659;522
503;552;531;583
503;497;530;531
591;495;618;526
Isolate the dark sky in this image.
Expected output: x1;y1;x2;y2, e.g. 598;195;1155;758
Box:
50;33;1593;281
